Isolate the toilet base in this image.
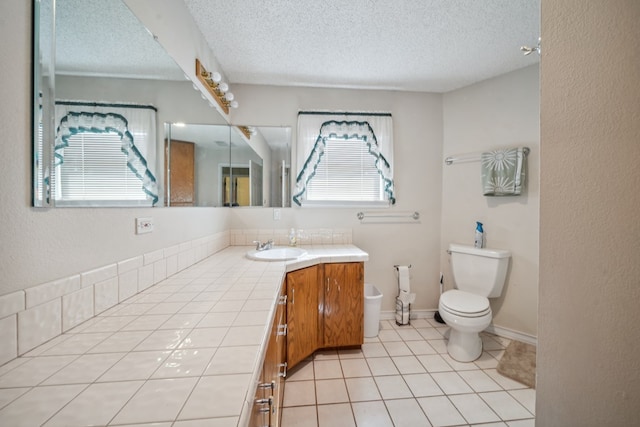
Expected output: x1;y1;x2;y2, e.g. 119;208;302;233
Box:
446;329;483;362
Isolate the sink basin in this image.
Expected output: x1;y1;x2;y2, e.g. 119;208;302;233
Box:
246;247;307;261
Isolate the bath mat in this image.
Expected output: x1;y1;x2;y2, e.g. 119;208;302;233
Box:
497;340;536;389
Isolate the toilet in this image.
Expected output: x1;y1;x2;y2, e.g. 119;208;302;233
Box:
438;243;511;362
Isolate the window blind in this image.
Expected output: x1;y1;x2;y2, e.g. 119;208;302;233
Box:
306;137;383;202
58;131;149;201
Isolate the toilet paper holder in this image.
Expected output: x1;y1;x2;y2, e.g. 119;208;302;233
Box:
394;265;413;326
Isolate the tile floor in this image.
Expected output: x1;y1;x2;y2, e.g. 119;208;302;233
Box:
281;320;535;427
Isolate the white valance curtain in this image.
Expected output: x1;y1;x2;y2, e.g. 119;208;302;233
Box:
54;101;159;205
294;112;395;206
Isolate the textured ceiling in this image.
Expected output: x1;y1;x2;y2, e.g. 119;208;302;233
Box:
51;0;185;80
50;0;539;92
183;0;540;93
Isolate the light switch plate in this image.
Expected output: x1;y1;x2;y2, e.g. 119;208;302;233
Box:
273;209;281;221
136;217;154;234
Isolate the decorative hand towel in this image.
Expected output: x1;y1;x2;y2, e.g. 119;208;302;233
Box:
481;147;527;196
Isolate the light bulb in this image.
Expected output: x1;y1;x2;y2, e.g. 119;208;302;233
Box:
211;72;222;83
225;92;234;101
219;82;229;92
230;100;239;109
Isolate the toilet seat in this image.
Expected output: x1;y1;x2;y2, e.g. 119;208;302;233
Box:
440;290;490;318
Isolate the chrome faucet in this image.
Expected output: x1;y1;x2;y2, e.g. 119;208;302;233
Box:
253;239;273;251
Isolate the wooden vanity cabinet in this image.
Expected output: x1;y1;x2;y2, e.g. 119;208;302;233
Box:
322;262;364;348
285;262;364;370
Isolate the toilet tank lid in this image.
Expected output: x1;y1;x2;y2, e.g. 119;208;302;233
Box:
449;243;511;259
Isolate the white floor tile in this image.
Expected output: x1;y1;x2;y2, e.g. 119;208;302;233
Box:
417;354;453;373
366;357;399;376
373;375;413;400
340;358;371;378
406;339;437;355
317;402;355;427
281;405;318;427
392;355;427;374
314;359;343;379
449;393;501;424
344;377;381;402
283;380;316;407
361;342;389;358
458;369;503;392
431;372;474;395
403;373;444;397
351;400;394;427
480;391;534;420
417;395;467;427
385;398;432;427
509;388;537;415
382;341;413;356
315;379;349;404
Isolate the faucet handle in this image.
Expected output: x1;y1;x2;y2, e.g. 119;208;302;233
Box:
252;240;261;250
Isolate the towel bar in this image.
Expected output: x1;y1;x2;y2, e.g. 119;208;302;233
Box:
445;147;530;165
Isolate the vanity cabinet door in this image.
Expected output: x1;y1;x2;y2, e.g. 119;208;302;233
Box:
323;262;364;348
286;265;319;368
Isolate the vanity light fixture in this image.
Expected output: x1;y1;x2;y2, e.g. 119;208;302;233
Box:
195;59;239;114
237;125;252;139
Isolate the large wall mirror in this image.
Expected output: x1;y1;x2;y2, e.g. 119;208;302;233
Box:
165;124;291;207
32;0;291;208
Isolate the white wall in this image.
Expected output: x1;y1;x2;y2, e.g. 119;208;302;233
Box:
537;0;640;424
0;1;230;296
229;85;445;314
442;65;540;337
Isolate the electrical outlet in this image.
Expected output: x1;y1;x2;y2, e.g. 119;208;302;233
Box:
136;217;154;234
273;208;281;220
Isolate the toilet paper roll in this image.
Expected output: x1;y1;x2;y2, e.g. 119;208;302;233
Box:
397;265;410;293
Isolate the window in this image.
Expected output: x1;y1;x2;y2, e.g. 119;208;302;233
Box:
54;102;158;206
305;137;383;202
294;112;394;206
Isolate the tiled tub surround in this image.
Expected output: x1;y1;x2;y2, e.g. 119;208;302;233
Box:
0;243;367;426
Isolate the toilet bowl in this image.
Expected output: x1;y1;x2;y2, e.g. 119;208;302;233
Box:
438;289;492;362
440;244;511;362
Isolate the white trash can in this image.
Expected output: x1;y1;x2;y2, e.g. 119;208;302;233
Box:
364;283;383;338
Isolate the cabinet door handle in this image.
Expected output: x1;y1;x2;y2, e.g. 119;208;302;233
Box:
278;362;288;378
278;294;287;305
277;324;287;336
326;277;330;293
291;287;295;305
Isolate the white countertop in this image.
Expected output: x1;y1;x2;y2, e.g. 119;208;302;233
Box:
0;244;367;426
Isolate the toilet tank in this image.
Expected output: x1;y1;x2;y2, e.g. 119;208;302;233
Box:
449;243;511;298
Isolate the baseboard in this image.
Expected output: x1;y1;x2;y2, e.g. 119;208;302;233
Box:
485;324;537;346
380;310;538;346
